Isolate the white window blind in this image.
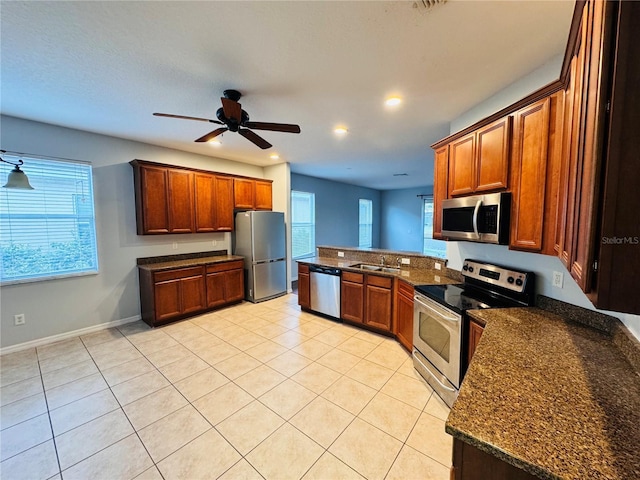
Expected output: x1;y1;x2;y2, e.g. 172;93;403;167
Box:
359;199;373;248
291;190;315;259
423;197;446;258
0;155;99;283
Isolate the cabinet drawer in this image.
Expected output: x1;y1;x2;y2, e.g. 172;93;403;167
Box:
206;260;244;273
397;279;414;298
154;266;204;282
342;271;364;284
298;264;309;275
367;275;392;289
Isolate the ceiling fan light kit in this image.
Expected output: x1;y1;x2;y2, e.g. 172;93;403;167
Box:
153;89;300;150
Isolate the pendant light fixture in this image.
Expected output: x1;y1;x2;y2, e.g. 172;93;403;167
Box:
0;150;34;190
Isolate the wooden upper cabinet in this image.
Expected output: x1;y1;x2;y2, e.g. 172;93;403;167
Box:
449;133;476;197
255;180;273;210
167;169;195;233
476;117;511;192
214;176;234;231
433;145;449;239
448;117;511;197
509;98;551;252
234;178;273;210
194;173;215;233
137;165;170;234
234;178;255;209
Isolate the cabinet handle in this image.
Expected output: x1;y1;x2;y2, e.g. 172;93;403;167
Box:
414;296;460;323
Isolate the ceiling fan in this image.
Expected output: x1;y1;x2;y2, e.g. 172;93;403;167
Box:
153;89;301;149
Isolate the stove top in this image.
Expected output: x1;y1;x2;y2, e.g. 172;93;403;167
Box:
415;259;536;314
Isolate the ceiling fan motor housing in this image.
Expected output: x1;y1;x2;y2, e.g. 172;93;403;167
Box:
216;107;249;132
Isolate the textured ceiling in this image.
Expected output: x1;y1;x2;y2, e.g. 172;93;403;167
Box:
1;1;574;190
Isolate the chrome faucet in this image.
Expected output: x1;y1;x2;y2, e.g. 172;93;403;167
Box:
380;255;386;266
396;257;402;268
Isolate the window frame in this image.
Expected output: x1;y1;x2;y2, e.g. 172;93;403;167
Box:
291;190;316;260
358;198;373;248
0;154;100;285
422;196;446;259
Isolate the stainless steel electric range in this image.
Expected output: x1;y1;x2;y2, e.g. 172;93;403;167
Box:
412;259;536;407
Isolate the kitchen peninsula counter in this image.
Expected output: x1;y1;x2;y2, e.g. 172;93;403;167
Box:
297;256;461;286
447;307;640;480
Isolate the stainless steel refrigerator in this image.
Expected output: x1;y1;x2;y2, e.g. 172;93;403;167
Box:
233;211;287;302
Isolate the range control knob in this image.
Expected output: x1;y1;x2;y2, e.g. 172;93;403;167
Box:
507;277;515;284
515;278;524;287
468;266;474;273
463;265;469;271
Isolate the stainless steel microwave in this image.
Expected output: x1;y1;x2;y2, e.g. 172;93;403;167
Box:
441;192;511;244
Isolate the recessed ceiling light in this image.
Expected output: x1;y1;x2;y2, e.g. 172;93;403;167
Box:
334;127;348;135
208;138;221;146
270;153;280;160
385;96;402;107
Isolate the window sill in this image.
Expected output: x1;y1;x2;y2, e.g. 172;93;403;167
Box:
1;270;99;287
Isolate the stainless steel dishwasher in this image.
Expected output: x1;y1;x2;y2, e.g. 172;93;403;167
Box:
309;265;341;318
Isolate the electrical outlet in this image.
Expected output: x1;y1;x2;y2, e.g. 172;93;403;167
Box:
337;251;345;257
401;258;410;265
14;314;25;326
434;262;442;270
172;242;178;250
552;271;564;288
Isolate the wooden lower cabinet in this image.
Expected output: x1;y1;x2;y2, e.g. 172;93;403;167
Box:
365;275;393;331
139;260;243;327
394;280;414;352
467;319;485;367
341;272;365;324
452;439;538;480
297;264;310;309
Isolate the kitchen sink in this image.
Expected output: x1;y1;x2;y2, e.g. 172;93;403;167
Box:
350;264;401;274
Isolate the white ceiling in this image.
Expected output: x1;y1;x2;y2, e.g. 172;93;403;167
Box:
1;0;574;190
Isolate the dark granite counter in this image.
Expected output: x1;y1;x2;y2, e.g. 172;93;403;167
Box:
137;254;244;272
297;256;461;286
447;307;640;480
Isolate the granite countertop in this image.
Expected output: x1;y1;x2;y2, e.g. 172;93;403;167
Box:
137;255;244;272
446;307;640;480
297;256;460;286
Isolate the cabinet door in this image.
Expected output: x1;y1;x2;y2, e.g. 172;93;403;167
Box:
449;133;476;197
214;176;235;231
365;284;392;332
475;117;511;192
180;275;206;315
167;169;195;233
206;272;227;308
224;268;245;303
140;166;170;234
194;173;215;232
298;272;311;309
154;279;181;322
467;320;484;367
395;282;414;352
433;146;449;239
234;178;255;209
341;280;364;323
254;180;273;210
510;98;550;252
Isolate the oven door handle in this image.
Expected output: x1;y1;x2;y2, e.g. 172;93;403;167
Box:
414;296;460;323
472;200;482;239
413;353;457;393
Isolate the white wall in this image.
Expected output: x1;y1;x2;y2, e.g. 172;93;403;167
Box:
0;115;286;348
263;162;292;291
446;60;640;340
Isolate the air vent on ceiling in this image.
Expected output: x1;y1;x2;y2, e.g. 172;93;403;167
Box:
413;0;447;12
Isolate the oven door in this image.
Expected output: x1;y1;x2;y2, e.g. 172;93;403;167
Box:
413;293;462;388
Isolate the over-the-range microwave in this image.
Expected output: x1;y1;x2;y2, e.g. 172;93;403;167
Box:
441;192;511;245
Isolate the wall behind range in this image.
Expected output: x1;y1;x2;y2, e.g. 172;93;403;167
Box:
0;115;286;349
445;56;640;339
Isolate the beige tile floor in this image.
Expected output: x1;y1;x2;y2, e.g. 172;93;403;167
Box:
0;294;452;480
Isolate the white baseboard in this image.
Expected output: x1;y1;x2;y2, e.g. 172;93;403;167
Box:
0;315;141;356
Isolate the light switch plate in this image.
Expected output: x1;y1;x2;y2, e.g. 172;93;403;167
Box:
337;251;344;257
434;262;442;270
401;258;410;265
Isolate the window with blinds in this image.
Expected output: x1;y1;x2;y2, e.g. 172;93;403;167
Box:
291;190;315;259
423;196;446;258
0;155;99;283
359;199;373;248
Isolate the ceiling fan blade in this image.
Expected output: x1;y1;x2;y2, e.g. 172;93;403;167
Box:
195;127;228;143
244;122;301;134
238;128;272;149
153;112;223;124
221;98;242;123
